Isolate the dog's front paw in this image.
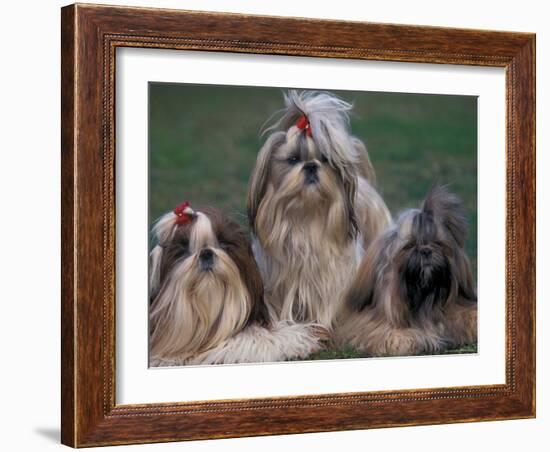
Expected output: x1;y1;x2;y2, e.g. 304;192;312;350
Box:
309;323;331;342
384;330;420;356
300;323;330;356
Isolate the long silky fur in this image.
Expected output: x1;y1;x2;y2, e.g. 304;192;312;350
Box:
149;206;324;366
153;321;326;366
334;185;478;356
149;211;179;300
149;246;251;362
248;90;391;328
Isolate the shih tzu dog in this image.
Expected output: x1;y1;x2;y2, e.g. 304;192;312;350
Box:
247;90;391;328
149;201;325;366
335;185;477;356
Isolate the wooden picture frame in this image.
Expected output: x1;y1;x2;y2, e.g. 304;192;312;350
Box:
61;3;535;447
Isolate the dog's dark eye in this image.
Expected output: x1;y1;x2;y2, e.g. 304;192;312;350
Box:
320;154;328;163
287;155;300;165
219;241;235;252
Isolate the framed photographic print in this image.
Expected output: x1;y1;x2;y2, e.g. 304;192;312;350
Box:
61;3;535;447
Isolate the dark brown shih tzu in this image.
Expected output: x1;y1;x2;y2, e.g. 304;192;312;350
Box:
247;90;391;328
149;202;325;366
335;185;477;356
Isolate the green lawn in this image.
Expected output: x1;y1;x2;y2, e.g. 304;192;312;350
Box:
149;83;478;358
299;342;478;361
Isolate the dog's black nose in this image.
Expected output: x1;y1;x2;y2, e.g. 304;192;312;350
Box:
199;248;215;270
303;162;318;174
303;162;320;185
420;248;432;258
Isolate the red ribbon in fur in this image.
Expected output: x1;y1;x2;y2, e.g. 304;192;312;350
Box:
296;114;312;137
173;201;193;225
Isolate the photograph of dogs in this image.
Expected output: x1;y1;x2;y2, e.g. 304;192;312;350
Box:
334;185;478;356
148;202;325;366
247;90;391;328
148;83;478;365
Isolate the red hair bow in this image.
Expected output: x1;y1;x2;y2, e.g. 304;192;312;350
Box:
296;114;312;137
173;201;195;225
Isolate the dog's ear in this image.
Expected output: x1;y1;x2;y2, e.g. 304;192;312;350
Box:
345;237;385;311
214;213;270;326
453;249;477;303
242;245;270;326
149;211;179;302
247;132;285;231
149;245;164;303
341;175;359;239
350;136;377;184
423;184;468;248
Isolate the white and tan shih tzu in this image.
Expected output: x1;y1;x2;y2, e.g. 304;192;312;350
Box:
148;201;326;366
335;185;478;356
247;90;391;328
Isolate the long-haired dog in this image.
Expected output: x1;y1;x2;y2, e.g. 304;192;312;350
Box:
335;185;477;356
247;90;391;328
149;202;325;366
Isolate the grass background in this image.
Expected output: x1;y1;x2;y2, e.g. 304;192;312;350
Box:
149;83;478;358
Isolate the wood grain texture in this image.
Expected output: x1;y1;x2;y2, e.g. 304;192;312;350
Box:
60;3;536;447
60;5;76;447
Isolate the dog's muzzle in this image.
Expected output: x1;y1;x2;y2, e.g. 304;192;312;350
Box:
198;248;215;271
303;162;319;185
